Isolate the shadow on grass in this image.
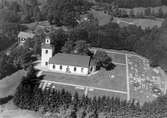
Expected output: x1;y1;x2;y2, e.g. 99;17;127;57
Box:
0;95;13;105
106;63;116;71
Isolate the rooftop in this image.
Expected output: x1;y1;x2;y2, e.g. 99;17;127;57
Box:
18;31;35;39
49;53;91;68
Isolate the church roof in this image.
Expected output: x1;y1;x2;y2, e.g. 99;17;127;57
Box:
49;53;91;68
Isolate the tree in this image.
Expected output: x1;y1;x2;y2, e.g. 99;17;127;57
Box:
10;46;36;70
69;105;77;118
0;52;17;79
73;40;91;55
136;11;144;18
158;8;164;18
61;40;75;54
0;9;20;23
76;21;100;47
93;50;112;70
49;29;67;53
32;6;41;22
61;40;91;56
13;66;44;109
144;8;151;16
69;28;89;41
8;1;20;13
33;36;42;55
21;0;41;23
129;9;135;18
46;0;92;27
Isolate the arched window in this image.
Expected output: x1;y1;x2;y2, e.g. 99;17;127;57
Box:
45;62;48;65
53;65;55;69
74;67;77;71
45;50;48;54
60;65;62;70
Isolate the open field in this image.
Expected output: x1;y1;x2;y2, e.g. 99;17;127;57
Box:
113;17;164;29
0;109;41;118
0;70;25;98
0;100;41;118
89;9;111;26
120;5;167;17
88;7;164;28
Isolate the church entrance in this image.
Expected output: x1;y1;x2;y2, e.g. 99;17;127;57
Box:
66;66;71;73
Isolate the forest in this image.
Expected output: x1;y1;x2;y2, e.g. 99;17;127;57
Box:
13;66;167;118
95;0;167;8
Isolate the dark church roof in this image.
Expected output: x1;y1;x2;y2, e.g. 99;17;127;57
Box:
49;53;91;68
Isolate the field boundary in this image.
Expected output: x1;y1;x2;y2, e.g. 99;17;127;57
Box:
125;54;130;101
41;80;128;96
91;47;147;61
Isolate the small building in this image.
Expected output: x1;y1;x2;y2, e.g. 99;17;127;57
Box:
18;31;35;46
41;37;95;75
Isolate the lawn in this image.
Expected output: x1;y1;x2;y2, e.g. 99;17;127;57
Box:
0;70;25;98
107;52;126;64
42;62;127;100
90;48;126;64
89;9;111;26
113;17;163;29
0;110;41;118
43;64;127;92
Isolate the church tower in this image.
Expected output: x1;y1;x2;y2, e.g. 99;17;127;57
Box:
41;37;53;67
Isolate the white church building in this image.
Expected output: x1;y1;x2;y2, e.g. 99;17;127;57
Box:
41;37;95;75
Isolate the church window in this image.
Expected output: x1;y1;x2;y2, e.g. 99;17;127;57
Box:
81;68;84;72
45;50;48;54
74;67;77;71
60;65;62;70
53;65;55;69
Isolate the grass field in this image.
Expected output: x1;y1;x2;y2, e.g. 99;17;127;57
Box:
0;70;25;98
120;5;167;17
113;17;164;29
89;9;111;26
0;109;41;118
88;7;164;29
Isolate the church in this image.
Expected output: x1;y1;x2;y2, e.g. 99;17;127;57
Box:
41;37;96;75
